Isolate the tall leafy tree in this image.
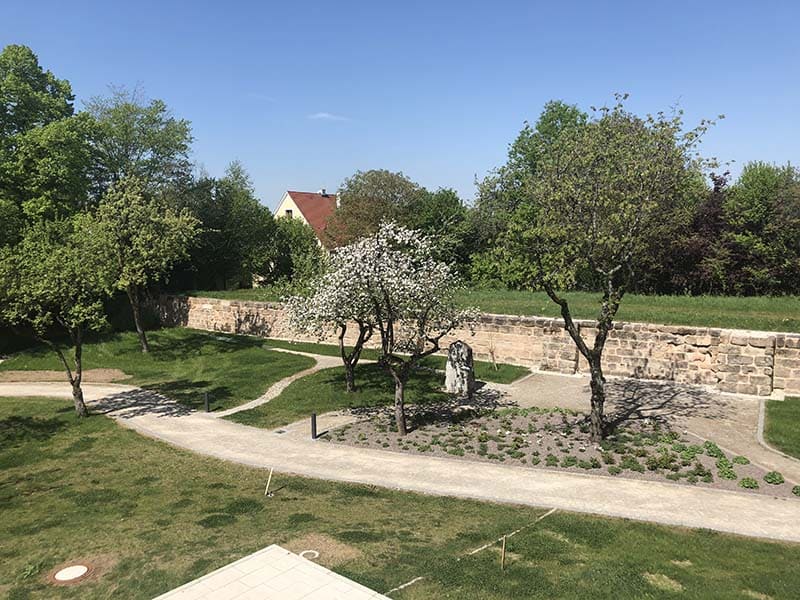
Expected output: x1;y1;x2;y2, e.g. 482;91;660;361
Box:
498;97;716;441
0;216;114;416
268;216;324;290
0;44;74;138
469;101;587;285
86;86;193;195
0;44;87;246
324;169;426;246
179;163;277;290
94;176;199;353
723;162;800;294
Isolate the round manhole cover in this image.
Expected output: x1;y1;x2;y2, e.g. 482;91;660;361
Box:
54;565;89;582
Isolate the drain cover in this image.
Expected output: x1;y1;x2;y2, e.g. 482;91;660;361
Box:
54;565;88;581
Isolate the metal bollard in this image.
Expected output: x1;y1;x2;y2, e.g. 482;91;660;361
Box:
311;412;317;440
204;392;210;412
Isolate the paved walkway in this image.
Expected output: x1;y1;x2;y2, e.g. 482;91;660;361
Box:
153;545;388;600
3;362;800;544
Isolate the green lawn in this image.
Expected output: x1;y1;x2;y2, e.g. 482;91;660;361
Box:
262;338;530;384
2;396;799;599
765;397;800;458
187;288;800;332
0;328;314;411
227;363;448;430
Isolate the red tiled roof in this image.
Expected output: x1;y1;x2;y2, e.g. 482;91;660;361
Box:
286;191;337;240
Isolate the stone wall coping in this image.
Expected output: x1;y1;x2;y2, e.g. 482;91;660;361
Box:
171;295;800;340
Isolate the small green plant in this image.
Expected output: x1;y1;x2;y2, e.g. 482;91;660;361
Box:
561;455;578;468
620;456;645;473
607;466;622;476
740;477;759;489
732;455;750;465
764;471;785;485
792;485;800;497
545;454;558;467
646;449;679;472
703;441;724;459
601;451;616;465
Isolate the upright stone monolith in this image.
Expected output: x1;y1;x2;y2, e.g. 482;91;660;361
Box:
445;340;475;399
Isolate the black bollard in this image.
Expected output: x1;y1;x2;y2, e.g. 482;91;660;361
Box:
204;392;210;412
311;412;317;440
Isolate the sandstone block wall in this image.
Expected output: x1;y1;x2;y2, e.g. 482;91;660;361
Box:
159;295;800;398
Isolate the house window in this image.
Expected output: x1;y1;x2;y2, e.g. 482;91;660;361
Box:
285;209;293;218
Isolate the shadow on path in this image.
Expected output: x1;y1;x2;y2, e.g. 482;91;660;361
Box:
93;389;194;419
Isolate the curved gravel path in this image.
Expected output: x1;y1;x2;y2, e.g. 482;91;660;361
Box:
2;358;800;544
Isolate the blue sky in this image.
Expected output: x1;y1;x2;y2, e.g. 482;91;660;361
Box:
3;1;799;208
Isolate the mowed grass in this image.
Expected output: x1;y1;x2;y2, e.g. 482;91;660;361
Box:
227;363;447;430
2;397;800;599
262;338;530;384
0;328;314;411
765;397;800;459
188;288;800;332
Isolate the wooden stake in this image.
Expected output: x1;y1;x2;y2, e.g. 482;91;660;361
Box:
500;535;506;571
264;467;274;496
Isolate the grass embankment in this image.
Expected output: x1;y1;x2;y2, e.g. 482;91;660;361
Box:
0;328;314;411
765;397;800;458
227;363;447;430
2;396;799;600
186;288;800;332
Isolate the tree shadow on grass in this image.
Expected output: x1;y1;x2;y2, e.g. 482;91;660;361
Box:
0;415;68;449
144;330;264;362
142;379;234;411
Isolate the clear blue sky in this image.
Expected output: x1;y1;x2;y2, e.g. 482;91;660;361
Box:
4;1;799;208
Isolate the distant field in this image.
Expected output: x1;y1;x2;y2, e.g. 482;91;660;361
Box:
185;288;800;333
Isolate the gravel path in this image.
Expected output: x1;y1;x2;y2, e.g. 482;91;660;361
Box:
2;359;800;544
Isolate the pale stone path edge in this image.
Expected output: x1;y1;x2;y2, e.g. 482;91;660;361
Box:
2;371;800;544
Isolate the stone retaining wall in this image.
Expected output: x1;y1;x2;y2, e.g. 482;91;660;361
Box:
158;295;800;398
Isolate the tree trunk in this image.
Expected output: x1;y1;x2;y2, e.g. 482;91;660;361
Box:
127;285;150;354
394;377;407;436
72;380;88;417
344;362;356;393
588;356;606;442
71;331;88;417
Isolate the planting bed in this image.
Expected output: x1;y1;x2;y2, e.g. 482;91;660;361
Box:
323;406;800;499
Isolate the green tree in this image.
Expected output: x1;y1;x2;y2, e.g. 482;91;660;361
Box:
94;176;199;353
179;163;277;290
7;113;95;220
469;101;587;285
0;217;114;416
86;86;192;194
0;44;74;138
723;162;800;294
0;44;85;245
268;217;325;290
324;169;426;246
499;96;715;441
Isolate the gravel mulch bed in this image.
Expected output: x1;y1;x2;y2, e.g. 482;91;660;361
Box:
322;405;800;499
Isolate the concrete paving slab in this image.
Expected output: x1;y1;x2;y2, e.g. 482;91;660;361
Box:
152;545;388;600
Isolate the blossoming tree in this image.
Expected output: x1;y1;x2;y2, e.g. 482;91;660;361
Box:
351;222;478;435
286;252;374;393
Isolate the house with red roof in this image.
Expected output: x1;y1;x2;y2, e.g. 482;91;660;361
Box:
274;189;337;246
